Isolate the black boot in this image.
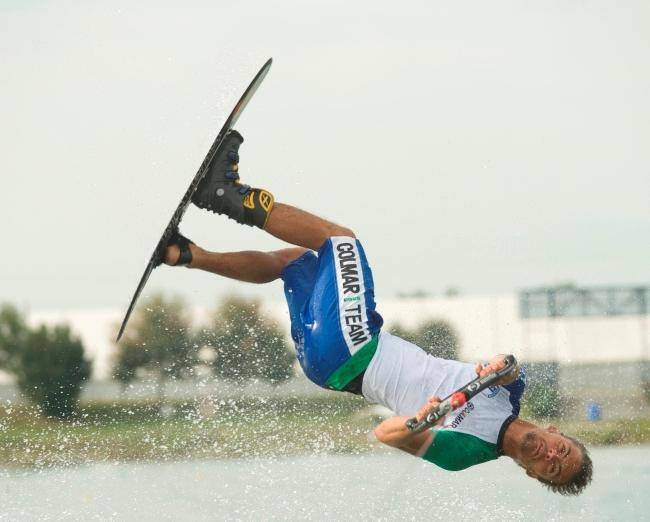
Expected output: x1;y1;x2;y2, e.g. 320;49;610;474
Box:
191;130;274;228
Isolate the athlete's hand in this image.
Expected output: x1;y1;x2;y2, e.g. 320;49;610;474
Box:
474;354;518;386
415;396;444;424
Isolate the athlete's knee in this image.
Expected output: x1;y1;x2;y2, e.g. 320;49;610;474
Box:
273;247;309;268
327;224;355;239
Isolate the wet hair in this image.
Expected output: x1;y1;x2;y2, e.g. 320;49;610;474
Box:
537;436;593;496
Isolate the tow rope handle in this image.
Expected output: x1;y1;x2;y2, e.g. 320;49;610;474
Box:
405;354;518;433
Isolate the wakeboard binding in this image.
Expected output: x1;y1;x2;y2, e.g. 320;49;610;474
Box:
153;231;194;268
191;130;274;229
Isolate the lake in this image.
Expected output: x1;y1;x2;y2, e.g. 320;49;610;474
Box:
1;446;647;521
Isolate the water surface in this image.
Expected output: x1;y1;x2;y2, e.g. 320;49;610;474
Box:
1;446;647;521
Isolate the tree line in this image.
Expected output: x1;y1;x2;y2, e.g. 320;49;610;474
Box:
114;294;295;395
0;294;295;418
0;295;461;419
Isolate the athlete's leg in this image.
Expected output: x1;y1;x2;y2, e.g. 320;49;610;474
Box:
263;203;354;251
164;243;307;284
191;130;355;251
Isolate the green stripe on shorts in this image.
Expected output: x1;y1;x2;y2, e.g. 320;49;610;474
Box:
325;335;379;391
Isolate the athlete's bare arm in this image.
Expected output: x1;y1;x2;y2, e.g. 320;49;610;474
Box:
374;417;432;454
374;396;443;455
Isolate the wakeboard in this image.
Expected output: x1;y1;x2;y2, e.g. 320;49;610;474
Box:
116;58;273;341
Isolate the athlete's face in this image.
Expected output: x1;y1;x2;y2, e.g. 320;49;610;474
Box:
519;426;583;485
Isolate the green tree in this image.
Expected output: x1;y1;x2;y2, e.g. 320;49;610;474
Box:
1;304;91;418
390;318;459;360
0;304;29;373
114;294;195;398
640;361;650;404
389;323;417;345
524;383;561;418
198;295;294;384
13;324;91;418
444;286;461;298
642;382;650;406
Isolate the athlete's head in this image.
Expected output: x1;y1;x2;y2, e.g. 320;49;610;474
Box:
516;424;592;495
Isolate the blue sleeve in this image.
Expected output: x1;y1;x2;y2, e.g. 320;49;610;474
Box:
503;367;526;416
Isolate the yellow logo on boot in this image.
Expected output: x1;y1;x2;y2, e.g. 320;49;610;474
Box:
243;192;255;209
259;190;274;212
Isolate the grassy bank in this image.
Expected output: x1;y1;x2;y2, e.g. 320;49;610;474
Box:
1;398;648;468
553;418;650;446
0;397;374;468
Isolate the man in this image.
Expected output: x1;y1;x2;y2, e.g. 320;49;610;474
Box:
163;130;592;495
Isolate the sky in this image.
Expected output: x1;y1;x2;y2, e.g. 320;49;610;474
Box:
1;0;648;314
